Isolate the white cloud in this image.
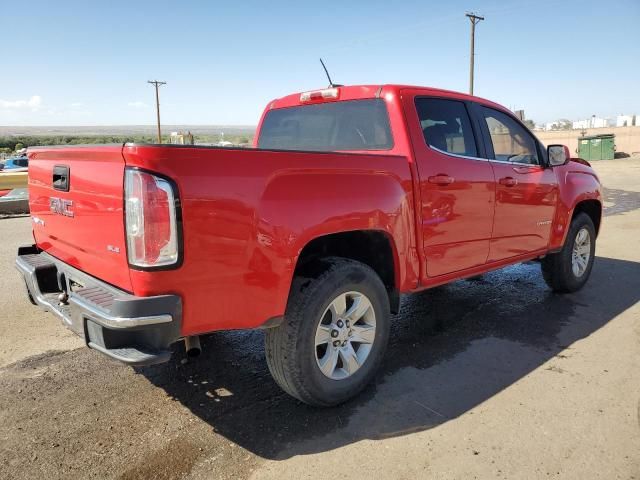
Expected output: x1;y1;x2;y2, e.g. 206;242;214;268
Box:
70;102;83;107
127;101;148;108
0;95;42;111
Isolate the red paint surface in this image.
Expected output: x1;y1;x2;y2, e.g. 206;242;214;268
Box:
401;88;495;277
487;163;558;262
26;85;602;336
28;146;133;290
122;145;417;334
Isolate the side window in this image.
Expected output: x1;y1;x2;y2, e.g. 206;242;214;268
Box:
481;107;539;165
415;98;478;157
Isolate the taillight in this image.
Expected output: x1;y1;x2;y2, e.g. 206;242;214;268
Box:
125;168;180;268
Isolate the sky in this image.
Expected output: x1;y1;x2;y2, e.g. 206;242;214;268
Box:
1;0;638;127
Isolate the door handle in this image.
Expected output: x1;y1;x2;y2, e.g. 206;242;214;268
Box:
499;176;518;187
52;165;70;192
512;165;540;174
428;174;454;186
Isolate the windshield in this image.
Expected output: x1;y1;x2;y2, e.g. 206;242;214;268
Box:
258;99;393;151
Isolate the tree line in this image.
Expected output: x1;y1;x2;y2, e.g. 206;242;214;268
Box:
0;135;156;152
0;134;254;154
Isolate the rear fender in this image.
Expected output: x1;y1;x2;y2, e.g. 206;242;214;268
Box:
257;162;419;311
122;145;419;335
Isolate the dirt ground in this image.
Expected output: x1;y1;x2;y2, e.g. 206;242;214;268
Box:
1;158;639;480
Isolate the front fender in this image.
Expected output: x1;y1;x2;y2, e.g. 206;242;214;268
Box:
548;163;602;251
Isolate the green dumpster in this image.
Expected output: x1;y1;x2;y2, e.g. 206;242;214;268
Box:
578;134;615;160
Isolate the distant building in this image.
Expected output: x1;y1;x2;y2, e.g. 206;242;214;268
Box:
572;115;609;129
591;116;610;128
615;115;631;127
169;131;194;145
616;114;637;127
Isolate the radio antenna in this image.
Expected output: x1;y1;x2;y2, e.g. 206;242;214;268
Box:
320;58;342;88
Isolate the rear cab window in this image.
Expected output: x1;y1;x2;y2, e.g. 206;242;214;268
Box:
257;99;393;151
415;98;478;157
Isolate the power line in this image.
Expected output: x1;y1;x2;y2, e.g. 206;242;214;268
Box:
147;80;166;144
465;13;484;96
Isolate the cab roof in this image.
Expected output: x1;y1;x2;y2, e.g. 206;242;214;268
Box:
266;84;507;112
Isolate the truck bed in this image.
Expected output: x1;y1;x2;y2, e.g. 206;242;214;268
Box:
28;143;417;336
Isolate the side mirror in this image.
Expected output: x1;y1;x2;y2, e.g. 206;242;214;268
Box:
548;144;570;166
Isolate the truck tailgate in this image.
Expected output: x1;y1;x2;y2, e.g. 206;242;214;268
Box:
28;145;132;291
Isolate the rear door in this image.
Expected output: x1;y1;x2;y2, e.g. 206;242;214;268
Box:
473;105;559;262
403;92;496;277
28;145;132;291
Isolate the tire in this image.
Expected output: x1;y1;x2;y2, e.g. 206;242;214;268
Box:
541;212;596;293
265;257;390;407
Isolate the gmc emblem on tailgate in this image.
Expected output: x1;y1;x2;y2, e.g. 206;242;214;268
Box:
50;197;74;217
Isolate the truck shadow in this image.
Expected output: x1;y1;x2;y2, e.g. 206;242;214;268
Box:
139;256;640;460
602;187;640;216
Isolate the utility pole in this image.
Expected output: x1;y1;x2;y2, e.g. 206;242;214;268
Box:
147;80;166;143
465;13;484;95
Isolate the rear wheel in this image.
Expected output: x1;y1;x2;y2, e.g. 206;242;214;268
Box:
541;213;596;292
265;257;390;406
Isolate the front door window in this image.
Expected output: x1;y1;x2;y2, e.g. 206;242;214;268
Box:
481;107;539;165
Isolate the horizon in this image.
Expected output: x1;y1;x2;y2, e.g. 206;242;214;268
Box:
2;0;639;127
0;124;257;129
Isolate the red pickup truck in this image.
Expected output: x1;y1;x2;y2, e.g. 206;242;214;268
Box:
17;84;602;406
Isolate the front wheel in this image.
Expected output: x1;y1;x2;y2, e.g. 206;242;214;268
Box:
265;258;390;407
541;212;596;292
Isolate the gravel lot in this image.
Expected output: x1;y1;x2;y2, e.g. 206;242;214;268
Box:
1;158;639;480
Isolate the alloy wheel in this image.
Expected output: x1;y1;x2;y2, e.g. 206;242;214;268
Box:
314;291;377;380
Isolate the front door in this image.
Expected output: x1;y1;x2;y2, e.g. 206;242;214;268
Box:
475;105;559;262
404;94;496;277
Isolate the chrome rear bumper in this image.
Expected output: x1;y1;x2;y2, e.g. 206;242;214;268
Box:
16;245;181;366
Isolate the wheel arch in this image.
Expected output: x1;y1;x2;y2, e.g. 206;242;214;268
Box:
292;230;401;314
572;199;602;236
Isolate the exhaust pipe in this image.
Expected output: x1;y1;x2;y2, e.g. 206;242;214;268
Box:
184;336;201;358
